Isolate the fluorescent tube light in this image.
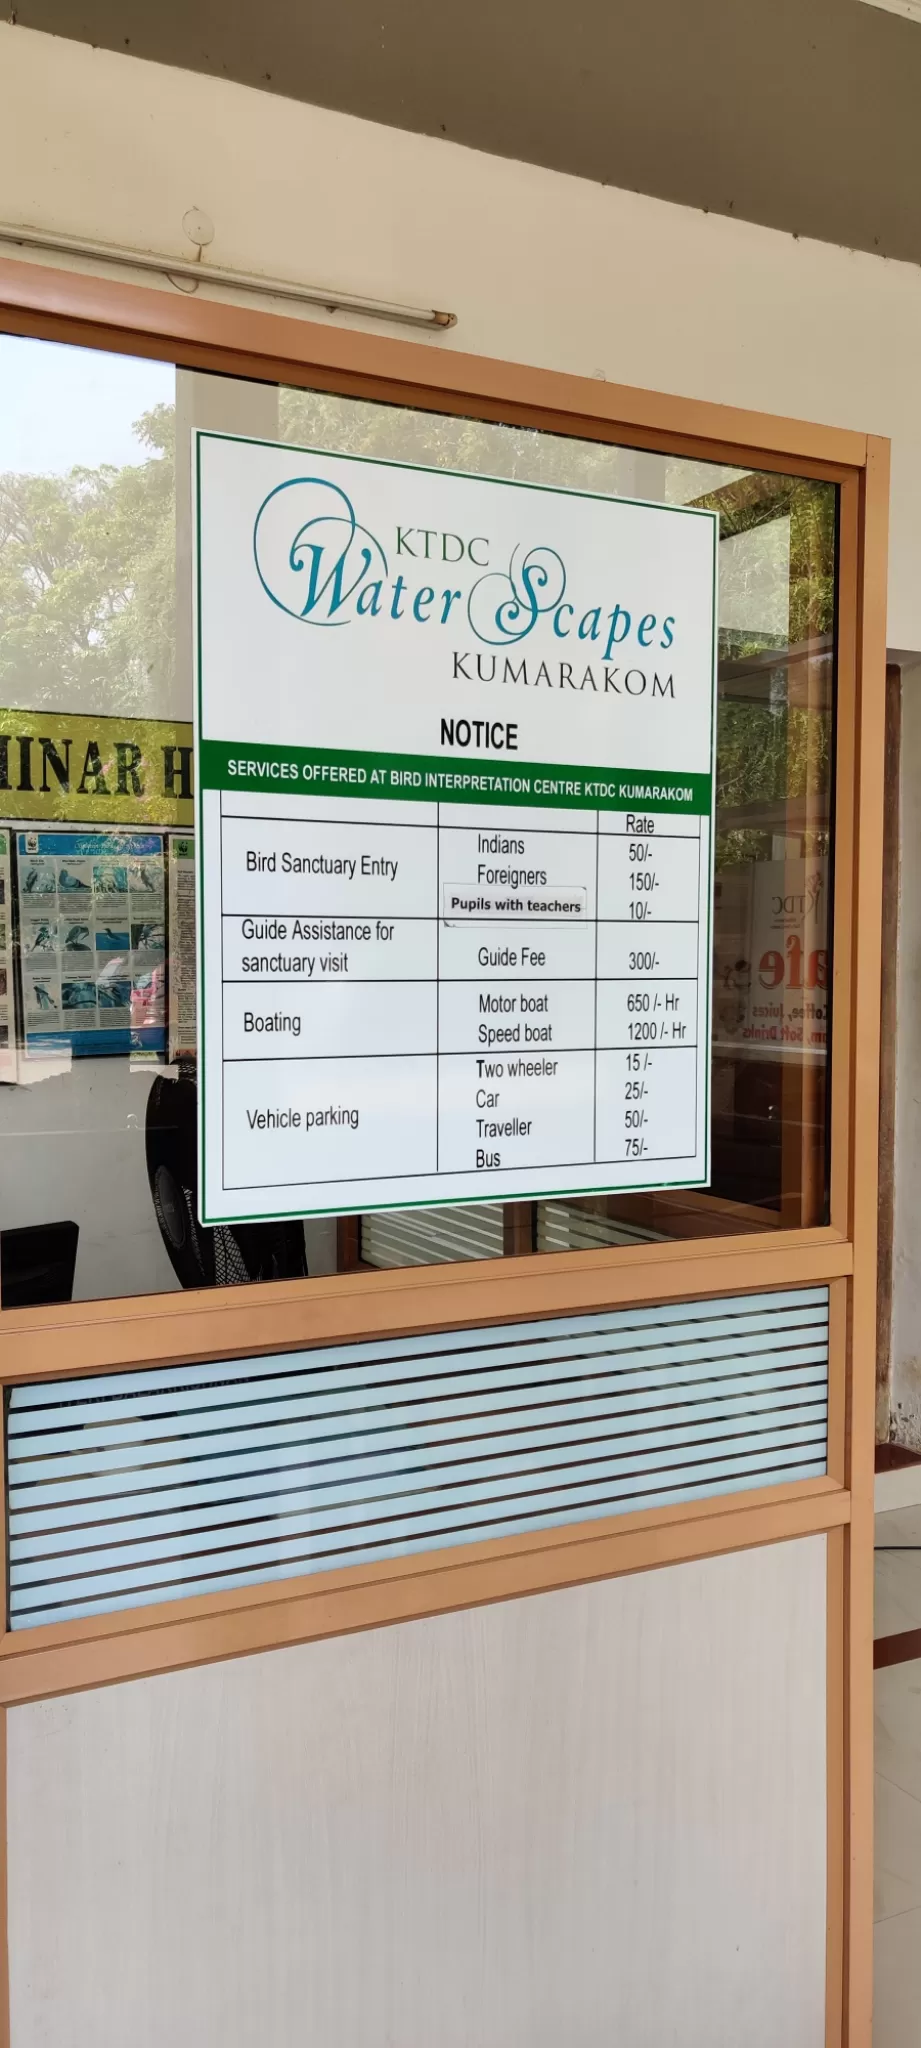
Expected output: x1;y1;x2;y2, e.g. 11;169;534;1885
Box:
0;221;457;331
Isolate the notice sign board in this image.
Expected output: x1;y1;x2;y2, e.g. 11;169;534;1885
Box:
194;432;718;1225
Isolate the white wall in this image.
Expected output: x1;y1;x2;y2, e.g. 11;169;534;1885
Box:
0;21;917;648
874;1653;921;2043
7;1538;828;2048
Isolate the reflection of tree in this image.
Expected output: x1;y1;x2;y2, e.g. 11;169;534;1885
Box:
692;472;836;870
694;470;836;651
279;386;650;491
0;403;175;713
716;692;831;865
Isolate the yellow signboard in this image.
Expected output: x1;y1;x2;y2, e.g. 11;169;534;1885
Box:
0;711;194;825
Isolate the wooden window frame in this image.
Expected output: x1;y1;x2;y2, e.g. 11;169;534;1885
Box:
0;254;887;2045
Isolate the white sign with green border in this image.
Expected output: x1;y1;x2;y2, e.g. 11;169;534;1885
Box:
194;431;718;1226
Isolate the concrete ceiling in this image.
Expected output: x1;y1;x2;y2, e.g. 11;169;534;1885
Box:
15;0;921;265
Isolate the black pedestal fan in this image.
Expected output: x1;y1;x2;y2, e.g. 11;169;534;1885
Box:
145;1071;308;1288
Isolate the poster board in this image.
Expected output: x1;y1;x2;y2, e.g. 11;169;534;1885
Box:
16;829;166;1057
0;828;15;1082
167;834;197;1063
712;856;828;1059
194;432;718;1226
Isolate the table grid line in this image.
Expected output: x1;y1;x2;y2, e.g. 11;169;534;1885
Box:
216;804;706;1190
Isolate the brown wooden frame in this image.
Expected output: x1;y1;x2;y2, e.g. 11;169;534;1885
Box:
876;665;902;1441
0;255;889;2047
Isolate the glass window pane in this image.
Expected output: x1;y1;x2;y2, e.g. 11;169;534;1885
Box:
0;336;835;1305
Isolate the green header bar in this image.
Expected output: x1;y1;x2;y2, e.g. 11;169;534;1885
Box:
199;739;711;817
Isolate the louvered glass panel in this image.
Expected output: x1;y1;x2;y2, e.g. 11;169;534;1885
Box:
361;1205;505;1267
6;1285;828;1629
537;1203;666;1252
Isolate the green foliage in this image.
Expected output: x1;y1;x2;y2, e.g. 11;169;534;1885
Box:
700;472;836;866
0;402;175;714
715;695;831;867
279;385;653;495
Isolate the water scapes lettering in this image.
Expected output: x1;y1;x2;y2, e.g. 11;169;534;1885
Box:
252;475;680;663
